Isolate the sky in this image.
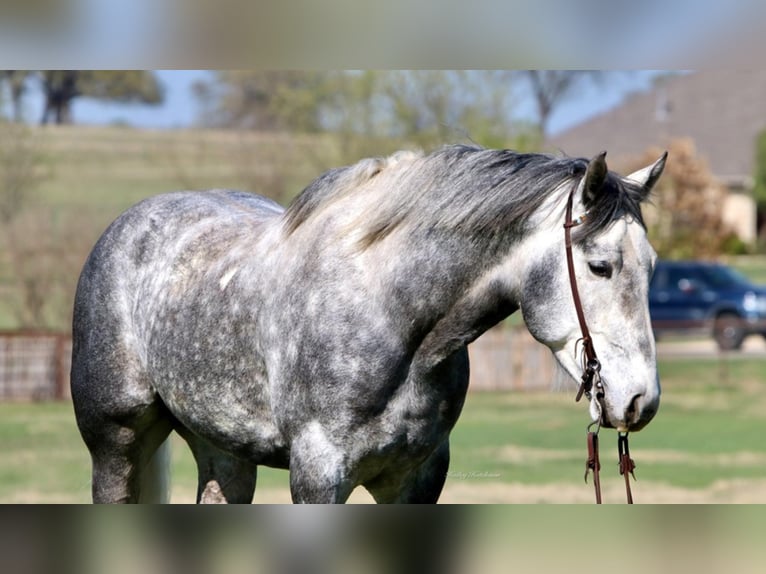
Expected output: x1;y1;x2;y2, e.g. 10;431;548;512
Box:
10;70;665;137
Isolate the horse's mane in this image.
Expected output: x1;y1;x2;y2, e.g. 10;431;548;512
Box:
282;145;647;248
282;151;421;236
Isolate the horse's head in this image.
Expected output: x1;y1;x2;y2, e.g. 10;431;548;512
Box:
519;151;667;431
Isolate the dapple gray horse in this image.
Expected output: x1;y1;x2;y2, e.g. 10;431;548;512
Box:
71;145;666;503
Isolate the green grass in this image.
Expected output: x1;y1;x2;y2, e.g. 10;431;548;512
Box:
28;126;336;232
0;402;90;501
451;356;766;491
1;355;764;503
24;125;368;213
728;255;766;284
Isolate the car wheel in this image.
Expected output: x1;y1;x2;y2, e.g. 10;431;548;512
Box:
713;312;745;351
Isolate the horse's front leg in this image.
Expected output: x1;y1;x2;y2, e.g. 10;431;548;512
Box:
397;439;451;503
289;422;355;503
365;439;451;504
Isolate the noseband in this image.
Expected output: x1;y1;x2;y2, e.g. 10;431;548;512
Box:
564;181;636;504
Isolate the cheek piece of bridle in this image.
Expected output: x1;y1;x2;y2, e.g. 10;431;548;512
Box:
564;182;636;504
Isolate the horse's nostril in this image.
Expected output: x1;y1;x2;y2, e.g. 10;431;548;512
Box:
625;392;659;431
627;394;642;419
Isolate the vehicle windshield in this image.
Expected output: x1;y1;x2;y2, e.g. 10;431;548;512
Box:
702;265;752;288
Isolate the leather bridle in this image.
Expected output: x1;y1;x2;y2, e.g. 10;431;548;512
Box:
564;182;602;404
563;180;636;504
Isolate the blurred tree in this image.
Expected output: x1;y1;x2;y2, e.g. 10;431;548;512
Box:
39;70;164;125
0;71;33;122
374;70;521;149
0;121;56;329
197;70;533;152
632;139;740;259
516;70;605;137
197;71;329;131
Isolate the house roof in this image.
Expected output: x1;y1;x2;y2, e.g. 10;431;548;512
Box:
546;70;766;180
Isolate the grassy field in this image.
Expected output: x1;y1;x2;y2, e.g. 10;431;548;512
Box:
1;355;764;504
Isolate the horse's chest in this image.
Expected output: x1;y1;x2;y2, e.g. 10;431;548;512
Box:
360;358;470;468
397;391;464;445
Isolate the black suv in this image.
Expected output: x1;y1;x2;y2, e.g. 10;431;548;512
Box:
649;260;766;350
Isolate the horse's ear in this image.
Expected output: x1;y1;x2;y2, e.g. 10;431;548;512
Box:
625;151;668;198
581;151;608;207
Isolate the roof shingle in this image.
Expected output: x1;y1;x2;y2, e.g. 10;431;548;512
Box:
546;70;766;179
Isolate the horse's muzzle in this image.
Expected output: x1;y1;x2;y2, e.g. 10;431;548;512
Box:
598;390;659;432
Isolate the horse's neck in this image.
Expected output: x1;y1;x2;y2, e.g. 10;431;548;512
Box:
355;229;525;363
417;268;521;366
371;206;565;365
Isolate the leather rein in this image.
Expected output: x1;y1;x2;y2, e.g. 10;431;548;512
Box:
563;182;636;504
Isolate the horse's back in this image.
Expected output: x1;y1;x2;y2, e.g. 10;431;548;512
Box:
96;189;282;271
74;189;282;325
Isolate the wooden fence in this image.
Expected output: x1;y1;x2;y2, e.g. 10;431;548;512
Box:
467;327;559;391
0;332;72;401
0;327;559;401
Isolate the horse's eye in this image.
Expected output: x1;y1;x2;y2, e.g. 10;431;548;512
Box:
588;261;613;279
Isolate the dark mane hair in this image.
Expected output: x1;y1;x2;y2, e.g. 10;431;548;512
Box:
282;145;647;248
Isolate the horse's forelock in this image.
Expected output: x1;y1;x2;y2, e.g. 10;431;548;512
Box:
573;174;647;246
